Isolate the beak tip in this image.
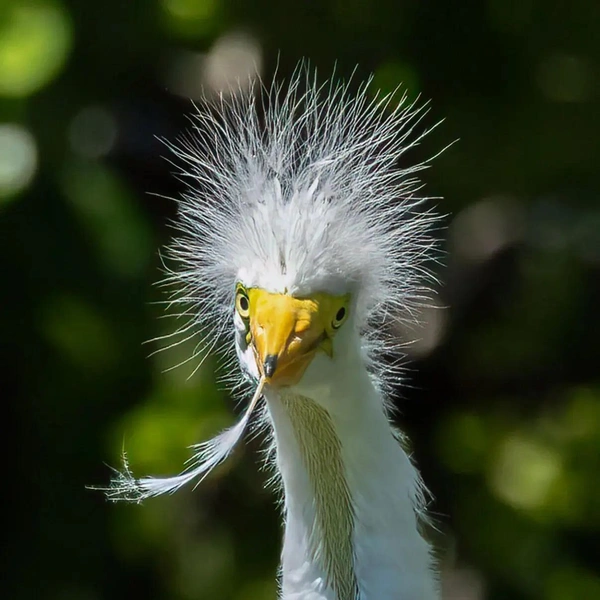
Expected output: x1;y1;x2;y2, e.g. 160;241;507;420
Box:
263;354;278;379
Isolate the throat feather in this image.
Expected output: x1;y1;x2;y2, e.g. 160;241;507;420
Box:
281;394;359;600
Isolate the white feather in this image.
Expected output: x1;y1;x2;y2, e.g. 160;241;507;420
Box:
106;377;265;503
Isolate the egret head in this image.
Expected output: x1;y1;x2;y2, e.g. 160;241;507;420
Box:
165;70;438;397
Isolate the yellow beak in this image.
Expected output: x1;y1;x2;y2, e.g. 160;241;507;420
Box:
247;289;331;386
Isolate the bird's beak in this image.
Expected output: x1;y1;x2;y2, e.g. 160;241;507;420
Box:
247;289;331;387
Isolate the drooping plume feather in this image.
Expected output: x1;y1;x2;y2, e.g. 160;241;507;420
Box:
105;65;440;502
106;377;266;502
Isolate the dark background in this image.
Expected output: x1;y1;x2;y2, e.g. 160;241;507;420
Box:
2;1;599;599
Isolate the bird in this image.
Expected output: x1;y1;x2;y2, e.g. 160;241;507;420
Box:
106;65;441;600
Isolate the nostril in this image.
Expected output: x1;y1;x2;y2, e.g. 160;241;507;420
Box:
263;354;278;378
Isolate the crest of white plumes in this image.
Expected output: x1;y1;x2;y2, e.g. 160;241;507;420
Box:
105;66;440;504
169;67;439;373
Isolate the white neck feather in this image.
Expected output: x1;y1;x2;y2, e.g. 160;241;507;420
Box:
264;329;439;600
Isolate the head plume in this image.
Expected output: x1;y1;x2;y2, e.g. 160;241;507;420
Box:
163;65;441;382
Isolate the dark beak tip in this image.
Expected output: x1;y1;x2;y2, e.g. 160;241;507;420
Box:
263;354;278;379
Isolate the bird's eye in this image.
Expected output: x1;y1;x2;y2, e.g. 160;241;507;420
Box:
236;290;250;318
332;306;347;329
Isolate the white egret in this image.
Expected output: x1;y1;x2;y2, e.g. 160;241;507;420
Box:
108;67;441;599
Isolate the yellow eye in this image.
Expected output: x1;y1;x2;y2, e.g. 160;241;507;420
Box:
235;287;250;318
331;305;348;329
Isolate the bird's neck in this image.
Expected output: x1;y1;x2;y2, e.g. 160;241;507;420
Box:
264;341;438;600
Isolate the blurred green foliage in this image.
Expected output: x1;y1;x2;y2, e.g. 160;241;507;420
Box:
2;0;599;599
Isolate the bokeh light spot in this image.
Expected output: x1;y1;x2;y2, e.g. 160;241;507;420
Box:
0;1;72;97
162;0;217;19
450;196;523;264
490;433;562;511
164;31;263;99
160;0;220;39
0;123;38;200
68;105;118;159
203;31;263;96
